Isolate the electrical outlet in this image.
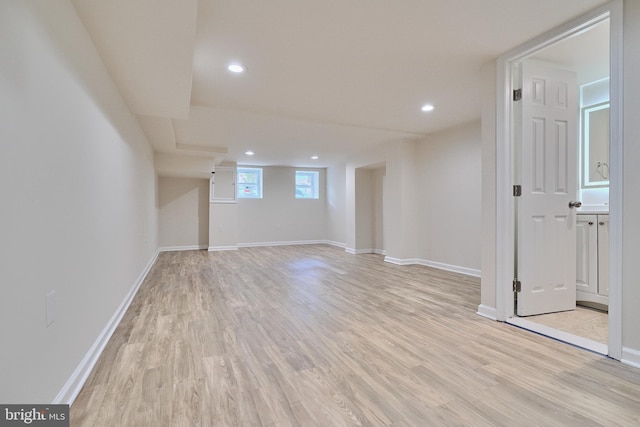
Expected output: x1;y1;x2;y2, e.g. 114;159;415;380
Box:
46;291;56;327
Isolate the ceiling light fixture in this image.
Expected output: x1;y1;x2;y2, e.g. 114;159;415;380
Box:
311;155;319;160
227;63;246;73
245;150;254;156
421;104;435;112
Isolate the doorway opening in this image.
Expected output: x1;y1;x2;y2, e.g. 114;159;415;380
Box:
495;2;622;359
353;163;386;255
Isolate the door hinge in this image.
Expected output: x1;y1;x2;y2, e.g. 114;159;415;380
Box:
513;185;522;197
513;279;522;292
513;88;522;101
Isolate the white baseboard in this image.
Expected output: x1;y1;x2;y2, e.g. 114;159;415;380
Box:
159;245;208;252
324;240;346;248
208;245;238;251
384;257;420;266
357;248;374;254
415;259;481;277
238;240;326;248
54;249;160;406
476;304;497;320
384;257;481;278
345;247;384;255
622;347;640;369
210;240;346;251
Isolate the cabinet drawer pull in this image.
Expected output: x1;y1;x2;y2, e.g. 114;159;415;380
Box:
588;221;594;225
599;221;605;225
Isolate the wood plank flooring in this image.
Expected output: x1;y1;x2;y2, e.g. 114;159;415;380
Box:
70;245;640;426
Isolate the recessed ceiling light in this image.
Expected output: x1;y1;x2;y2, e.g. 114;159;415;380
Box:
311;155;319;160
245;150;254;156
421;104;435;112
227;63;246;73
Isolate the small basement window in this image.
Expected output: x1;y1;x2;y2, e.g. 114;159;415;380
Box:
237;167;263;199
295;170;319;199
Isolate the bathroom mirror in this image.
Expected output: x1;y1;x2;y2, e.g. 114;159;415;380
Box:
582;101;610;188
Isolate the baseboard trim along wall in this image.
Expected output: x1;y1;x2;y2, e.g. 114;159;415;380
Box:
384;257;481;278
476;304;497;321
325;240;346;249
622;347;640;369
208;246;239;251
54;249;160;405
238;240;327;248
383;257;417;266
345;248;375;254
344;248;385;255
416;259;481;277
159;245;208;252
207;241;346;251
210;241;345;251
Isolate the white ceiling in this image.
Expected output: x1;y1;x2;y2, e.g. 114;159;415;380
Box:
71;0;609;178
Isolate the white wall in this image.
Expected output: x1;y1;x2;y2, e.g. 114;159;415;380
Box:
158;177;209;249
395;142;420;261
622;0;640;361
480;62;498;316
0;0;158;403
346;140;418;260
209;203;238;249
355;168;374;252
326;163;347;245
237;166;326;245
415;120;482;272
343;131;481;273
372;167;386;253
352;165;386;254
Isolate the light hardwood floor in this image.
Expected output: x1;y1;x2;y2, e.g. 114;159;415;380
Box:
71;245;640;426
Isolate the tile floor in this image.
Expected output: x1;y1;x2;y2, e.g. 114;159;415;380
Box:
526;305;608;344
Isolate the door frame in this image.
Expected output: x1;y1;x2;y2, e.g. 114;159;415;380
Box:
495;0;623;359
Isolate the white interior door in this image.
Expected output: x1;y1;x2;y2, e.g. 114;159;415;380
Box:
516;61;579;317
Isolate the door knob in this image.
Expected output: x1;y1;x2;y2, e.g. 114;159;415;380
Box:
568;201;582;208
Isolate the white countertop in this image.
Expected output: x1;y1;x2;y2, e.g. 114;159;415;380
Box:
577;205;609;214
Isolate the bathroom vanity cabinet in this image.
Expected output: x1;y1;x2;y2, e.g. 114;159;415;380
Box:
576;213;609;307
